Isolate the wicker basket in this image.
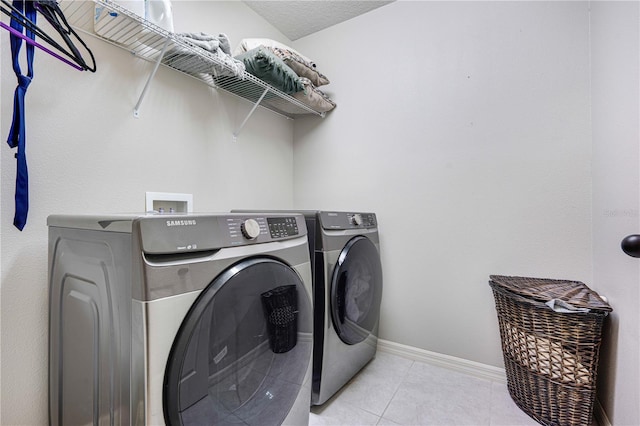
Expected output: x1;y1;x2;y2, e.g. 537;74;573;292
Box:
489;275;612;426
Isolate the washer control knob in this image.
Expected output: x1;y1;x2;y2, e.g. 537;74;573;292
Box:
350;214;363;226
241;219;261;240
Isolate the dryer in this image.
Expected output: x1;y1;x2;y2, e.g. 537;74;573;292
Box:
308;211;383;406
48;213;313;425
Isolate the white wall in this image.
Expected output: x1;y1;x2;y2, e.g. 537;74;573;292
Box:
591;2;640;425
0;2;296;424
293;1;593;367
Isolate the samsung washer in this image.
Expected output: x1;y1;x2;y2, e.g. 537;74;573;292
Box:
48;213;313;425
234;210;383;406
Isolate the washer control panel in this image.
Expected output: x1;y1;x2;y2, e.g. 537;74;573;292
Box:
320;211;377;230
224;217;268;242
267;216;299;238
135;213;306;254
240;218;261;240
223;215;302;246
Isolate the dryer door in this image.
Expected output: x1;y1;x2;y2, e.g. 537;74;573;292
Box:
163;258;312;426
330;236;383;345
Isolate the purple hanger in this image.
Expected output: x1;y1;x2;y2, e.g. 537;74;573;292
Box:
1;20;83;71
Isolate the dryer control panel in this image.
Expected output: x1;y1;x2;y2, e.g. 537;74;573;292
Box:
319;211;377;230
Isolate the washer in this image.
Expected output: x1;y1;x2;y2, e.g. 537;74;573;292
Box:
48;213;313;425
234;210;383;406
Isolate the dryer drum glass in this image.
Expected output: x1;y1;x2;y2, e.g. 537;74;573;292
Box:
331;236;383;345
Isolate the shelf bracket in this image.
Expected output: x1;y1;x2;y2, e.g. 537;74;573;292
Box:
133;36;171;118
233;87;271;141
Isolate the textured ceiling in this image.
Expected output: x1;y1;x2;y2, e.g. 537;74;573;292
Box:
243;1;394;40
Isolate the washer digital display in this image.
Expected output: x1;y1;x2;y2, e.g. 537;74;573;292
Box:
267;217;299;238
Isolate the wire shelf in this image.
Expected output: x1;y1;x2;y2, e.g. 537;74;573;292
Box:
60;0;326;122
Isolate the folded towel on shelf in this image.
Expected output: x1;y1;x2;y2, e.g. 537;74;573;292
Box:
235;46;304;94
177;31;231;55
235;38;330;87
163;32;245;78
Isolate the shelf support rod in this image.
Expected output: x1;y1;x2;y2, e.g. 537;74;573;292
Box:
134;36;171;118
233;87;271;141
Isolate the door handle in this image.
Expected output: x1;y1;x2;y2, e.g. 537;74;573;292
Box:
621;234;640;258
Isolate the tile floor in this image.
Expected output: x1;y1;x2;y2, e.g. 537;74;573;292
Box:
309;351;542;426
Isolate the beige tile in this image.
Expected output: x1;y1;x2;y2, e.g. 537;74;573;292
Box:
377;417;402;425
398;360;494;424
310;398;380;426
382;377;492;425
337;352;413;416
310;352;574;426
489;382;540;426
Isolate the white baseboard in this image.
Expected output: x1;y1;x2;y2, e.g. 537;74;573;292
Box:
377;339;611;426
376;339;507;383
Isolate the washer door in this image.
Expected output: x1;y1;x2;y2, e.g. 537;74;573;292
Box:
163;258;312;426
330;236;383;345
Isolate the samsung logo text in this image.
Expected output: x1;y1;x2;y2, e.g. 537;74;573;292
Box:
166;220;197;227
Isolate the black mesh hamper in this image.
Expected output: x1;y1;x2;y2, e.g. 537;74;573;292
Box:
261;285;298;353
489;275;612;426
